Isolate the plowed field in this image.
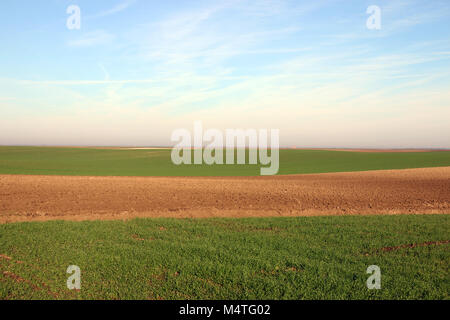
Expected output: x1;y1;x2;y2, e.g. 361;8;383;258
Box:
1;167;449;223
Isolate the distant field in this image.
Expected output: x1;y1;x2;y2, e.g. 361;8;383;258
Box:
0;215;448;299
0;146;449;176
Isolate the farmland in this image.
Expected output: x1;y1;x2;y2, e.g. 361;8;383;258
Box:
0;146;449;176
1;215;449;300
0;167;449;223
0;146;449;300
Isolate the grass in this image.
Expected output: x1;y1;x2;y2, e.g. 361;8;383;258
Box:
0;146;449;176
0;215;448;300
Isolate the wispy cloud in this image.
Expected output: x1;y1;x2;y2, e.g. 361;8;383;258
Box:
98;64;110;81
67;30;115;47
87;0;136;19
14;79;155;86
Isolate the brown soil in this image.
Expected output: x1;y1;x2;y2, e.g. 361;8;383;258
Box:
379;240;450;252
0;167;449;223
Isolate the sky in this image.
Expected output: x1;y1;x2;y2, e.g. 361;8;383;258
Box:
0;0;449;148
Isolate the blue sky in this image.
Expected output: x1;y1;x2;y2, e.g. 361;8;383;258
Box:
0;0;449;147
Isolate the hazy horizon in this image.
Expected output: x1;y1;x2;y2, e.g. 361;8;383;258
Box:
1;145;449;150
